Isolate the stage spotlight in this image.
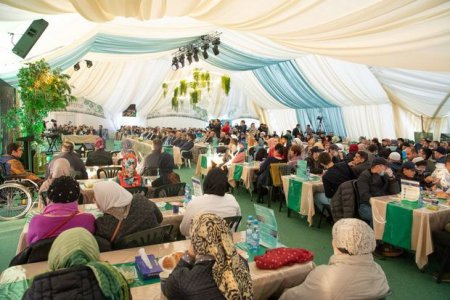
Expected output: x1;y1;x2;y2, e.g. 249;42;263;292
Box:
186;50;193;65
201;43;209;59
193;47;199;62
171;57;179;70
85;60;93;68
211;37;220;55
73;62;80;71
178;54;185;68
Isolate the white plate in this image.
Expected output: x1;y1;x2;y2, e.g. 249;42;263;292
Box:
155;202;166;208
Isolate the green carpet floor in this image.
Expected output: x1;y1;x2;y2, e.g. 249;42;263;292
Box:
1;165;449;299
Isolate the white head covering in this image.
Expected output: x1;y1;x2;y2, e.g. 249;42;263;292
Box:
332;218;376;255
412;157;424;164
292;138;302;146
388;152;401;162
50;158;72;178
93;181;133;213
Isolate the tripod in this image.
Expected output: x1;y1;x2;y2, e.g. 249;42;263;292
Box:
316;118;325;133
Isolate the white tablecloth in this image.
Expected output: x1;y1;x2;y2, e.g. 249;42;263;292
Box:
16;232;314;300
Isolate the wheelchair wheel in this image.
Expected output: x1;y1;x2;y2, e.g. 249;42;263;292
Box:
0;183;33;221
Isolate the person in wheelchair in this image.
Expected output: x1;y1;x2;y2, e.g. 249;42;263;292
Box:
28;176;95;245
0;142;43;185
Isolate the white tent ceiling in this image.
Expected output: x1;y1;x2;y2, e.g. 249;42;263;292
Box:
0;0;449;139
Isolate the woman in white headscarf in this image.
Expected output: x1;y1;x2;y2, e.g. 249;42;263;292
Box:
39;158;72;207
280;218;390;300
93;181;163;243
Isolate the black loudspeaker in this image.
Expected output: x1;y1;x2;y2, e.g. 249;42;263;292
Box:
0;79;15;154
12;19;48;59
122;104;137;117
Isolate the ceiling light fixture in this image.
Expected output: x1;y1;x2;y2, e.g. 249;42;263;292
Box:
170;31;221;70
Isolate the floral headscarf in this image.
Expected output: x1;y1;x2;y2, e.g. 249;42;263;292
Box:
190;213;253;300
117;152;142;188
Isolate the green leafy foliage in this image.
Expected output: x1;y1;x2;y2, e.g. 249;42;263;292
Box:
179;80;187;95
221;75;231;96
1;59;75;143
162;82;168;98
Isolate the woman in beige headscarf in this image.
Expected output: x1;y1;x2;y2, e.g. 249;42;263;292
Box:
162;213;253;300
94;181;162;243
280;218;390;300
38;158;72;207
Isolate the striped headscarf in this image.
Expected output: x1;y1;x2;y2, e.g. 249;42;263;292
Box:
48;227;130;300
190;213;253;300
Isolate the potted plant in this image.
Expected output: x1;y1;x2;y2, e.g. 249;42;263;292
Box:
2;59;75;144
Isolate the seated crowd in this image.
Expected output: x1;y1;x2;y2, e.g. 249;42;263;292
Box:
3;119;450;299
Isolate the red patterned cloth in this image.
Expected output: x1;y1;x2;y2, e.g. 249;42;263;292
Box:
254;248;314;269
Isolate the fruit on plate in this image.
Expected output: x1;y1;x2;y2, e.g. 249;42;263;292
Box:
436;191;449;199
162;251;184;270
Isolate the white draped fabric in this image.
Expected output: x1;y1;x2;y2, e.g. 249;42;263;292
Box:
371;68;450;118
341;104;396;140
265;109;298;135
67;59;171;129
296;56;389;106
1;0;449;70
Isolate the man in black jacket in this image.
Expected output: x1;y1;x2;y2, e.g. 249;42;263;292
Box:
85;137;113;167
314;152;357;213
357;157;400;225
46;142;88;179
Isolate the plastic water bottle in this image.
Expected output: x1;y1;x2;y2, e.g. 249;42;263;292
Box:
305;167;310;179
419;186;424;208
245;215;254;248
184;185;192;207
250;220;260;252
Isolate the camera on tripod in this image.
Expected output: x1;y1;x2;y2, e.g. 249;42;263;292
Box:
317;116;323;121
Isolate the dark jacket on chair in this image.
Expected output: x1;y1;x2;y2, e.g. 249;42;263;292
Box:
23;265;106;300
162;257;248;300
85;149;113;166
331;180;357;222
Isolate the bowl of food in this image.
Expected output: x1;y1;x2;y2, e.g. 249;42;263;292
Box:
159;251;184;272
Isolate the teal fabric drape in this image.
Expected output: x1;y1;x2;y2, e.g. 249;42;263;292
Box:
252;60;332;108
205;43;285;71
1;34;201;86
296;107;347;137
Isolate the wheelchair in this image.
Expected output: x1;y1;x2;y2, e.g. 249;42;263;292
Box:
0;164;39;221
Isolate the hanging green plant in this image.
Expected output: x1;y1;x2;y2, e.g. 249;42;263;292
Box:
189;81;198;89
190;89;201;107
1;58;75;144
172;87;179;111
221;75;231;96
193;68;200;82
179;80;187;96
162;82;168;98
205;71;211;92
